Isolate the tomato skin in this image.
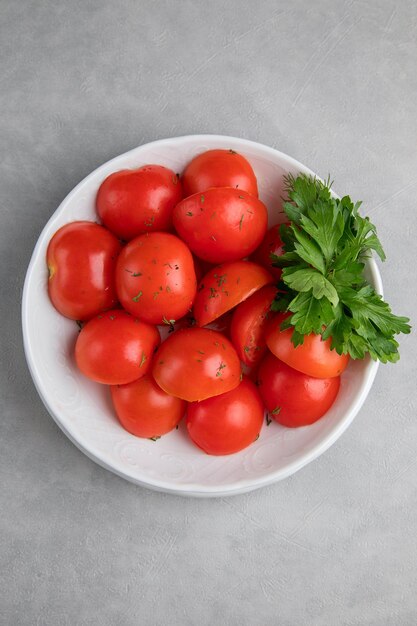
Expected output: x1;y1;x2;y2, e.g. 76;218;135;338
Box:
111;375;185;438
173;188;268;264
182;149;258;197
251;224;285;280
115;232;197;325
47;221;121;321
152;327;241;401
257;352;340;427
193;261;273;327
265;313;350;378
75;309;160;385
96;165;182;240
230;285;277;366
186;377;264;455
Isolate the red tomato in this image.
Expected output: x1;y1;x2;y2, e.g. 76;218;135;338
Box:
251;223;285;280
115;232;197;325
182;149;258;197
173;187;267;264
47;221;121;321
230;285;277;366
257;352;340;427
186;377;264;455
96;165;183;240
152;327;241;401
193;261;273;327
111;375;185;438
265;313;350;378
75;309;160;385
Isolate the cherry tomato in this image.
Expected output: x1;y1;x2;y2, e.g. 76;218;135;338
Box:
115;232;197;325
173;187;268;264
75;309;160;385
152;327;241;401
96;165;182;240
251;223;285;280
182;149;258;197
230;285;277;366
257;352;340;427
265;313;350;378
186;377;264;455
111;375;185;438
46;221;121;321
193;261;273;327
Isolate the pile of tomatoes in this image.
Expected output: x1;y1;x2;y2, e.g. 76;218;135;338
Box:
47;149;349;456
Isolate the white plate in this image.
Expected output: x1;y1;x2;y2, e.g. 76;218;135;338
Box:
22;135;381;497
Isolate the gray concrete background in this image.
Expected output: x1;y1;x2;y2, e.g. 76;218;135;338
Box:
1;1;416;624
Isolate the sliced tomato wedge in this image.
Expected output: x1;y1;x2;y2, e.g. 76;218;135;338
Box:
193;261;274;327
230;285;277;365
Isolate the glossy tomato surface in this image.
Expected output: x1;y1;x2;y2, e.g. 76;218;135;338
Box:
182;149;258;197
193;261;273;327
152;327;241;401
251;223;285;280
96;165;183;240
265;313;350;378
47;221;121;321
75;309;160;385
257;352;340;427
186;377;264;455
173;187;267;264
111;375;185;438
116;232;197;325
230;285;277;366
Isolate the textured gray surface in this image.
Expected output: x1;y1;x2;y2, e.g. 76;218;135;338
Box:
1;0;416;624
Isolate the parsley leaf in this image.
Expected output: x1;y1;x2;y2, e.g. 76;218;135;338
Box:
271;174;411;362
283;267;339;307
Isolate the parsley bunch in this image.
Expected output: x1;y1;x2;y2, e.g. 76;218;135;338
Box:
271;173;411;362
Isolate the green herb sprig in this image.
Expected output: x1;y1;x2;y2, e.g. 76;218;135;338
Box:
271;173;411;363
